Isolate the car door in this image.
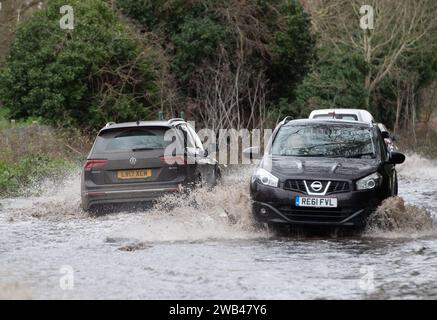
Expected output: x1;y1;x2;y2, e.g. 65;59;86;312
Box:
376;127;396;196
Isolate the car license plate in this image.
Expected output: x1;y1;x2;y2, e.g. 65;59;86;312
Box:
295;196;337;208
117;169;152;180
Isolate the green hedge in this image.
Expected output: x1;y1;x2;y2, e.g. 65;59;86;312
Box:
0;157;74;197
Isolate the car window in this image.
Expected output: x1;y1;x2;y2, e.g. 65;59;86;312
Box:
93;127;177;153
313;115;334;120
272;124;376;159
337;114;358;121
313;114;358;121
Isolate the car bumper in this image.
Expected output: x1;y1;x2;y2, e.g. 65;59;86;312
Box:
251;183;383;227
81;185;182;210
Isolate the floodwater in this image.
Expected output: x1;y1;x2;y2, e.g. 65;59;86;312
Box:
0;154;436;299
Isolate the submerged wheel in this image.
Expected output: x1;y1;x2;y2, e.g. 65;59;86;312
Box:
212;167;222;186
392;172;398;196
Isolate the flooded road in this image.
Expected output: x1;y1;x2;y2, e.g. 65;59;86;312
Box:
1;154;436;299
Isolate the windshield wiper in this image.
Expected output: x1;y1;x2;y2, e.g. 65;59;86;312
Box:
279;153;326;157
345;152;375;159
305;142;343;150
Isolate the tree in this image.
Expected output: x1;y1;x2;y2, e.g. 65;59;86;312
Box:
0;0;46;63
292;49;368;117
304;0;437;108
0;0;160;129
117;0;316;129
299;0;437;133
268;0;316;101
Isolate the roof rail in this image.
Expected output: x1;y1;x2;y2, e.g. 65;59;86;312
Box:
168;118;185;124
281;116;293;125
104;122;116;128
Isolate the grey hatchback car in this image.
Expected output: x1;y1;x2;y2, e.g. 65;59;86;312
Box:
81;119;220;211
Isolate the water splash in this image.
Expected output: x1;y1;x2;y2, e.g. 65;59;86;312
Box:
3;154;437;241
113;165;267;242
365;197;436;238
4;169;85;221
0;282;32;299
397;153;437;180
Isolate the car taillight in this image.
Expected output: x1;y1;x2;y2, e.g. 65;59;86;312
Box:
84;159;108;171
159;156;186;165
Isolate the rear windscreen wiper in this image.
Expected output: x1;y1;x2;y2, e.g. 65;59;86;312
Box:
132;147;156;152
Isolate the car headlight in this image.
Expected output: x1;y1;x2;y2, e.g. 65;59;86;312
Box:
356;172;382;190
252;168;279;187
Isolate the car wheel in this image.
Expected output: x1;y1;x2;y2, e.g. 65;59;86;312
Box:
195;172;203;188
392;172;398;196
213;167;222;186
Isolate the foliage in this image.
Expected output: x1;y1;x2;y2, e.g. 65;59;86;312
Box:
268;0;316;100
286;49;367;118
116;0;206;33
0;157;73;197
118;0;316;126
171;16;231;83
0;0;159;129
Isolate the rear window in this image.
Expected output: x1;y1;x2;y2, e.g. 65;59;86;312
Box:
313;114;358;121
93;127;179;153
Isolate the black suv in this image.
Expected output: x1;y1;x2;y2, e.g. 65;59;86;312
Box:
81;119;220;211
245;118;405;228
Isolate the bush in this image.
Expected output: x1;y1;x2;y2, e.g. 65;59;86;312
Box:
0;0;160;130
0;157;73;197
289;49;368;118
117;0;204;33
172;16;230;82
268;0;316;99
118;0;316;126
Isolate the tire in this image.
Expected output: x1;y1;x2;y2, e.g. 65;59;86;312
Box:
392;172;398;196
213;166;222;186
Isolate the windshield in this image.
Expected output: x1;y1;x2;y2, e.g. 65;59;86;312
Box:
93;127;178;153
271;125;376;159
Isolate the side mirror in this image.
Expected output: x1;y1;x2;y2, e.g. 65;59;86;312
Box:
381;131;390;139
243;146;262;160
389;151;405;165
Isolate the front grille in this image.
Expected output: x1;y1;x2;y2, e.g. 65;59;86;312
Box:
327;181;350;194
277;206;352;223
283;179;306;193
283;179;350;195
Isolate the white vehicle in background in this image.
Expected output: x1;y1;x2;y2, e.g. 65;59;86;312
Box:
308;108;374;123
308;108;397;151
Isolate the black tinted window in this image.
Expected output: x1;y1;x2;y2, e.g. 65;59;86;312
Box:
93;128;178;153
